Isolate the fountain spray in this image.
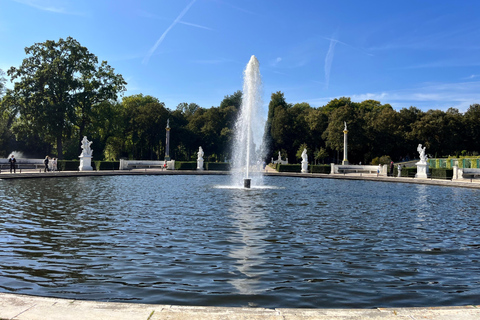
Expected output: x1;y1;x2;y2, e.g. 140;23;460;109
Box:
232;55;265;188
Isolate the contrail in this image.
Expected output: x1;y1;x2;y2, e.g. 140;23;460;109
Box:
143;0;197;64
324;37;338;90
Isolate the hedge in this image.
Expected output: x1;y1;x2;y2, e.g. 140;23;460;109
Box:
175;161;197;170
310;165;330;174
277;164;301;173
94;161;119;171
57;160;80;171
400;167;417;178
430;168;453;180
205;162;230;171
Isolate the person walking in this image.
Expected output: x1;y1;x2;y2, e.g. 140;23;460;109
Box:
8;154;16;173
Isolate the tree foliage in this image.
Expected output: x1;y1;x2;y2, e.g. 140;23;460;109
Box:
5;37;126;159
0;39;479;163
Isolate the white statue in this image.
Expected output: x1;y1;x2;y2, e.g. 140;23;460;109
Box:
301;148;308;163
417;144;427;163
344;121;347;131
197;146;204;170
301;148;308;173
278;151;282;161
80;136;93;156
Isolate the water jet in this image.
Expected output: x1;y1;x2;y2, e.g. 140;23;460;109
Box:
231;55;265;188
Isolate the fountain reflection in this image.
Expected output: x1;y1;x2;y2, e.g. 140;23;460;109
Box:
227;189;269;295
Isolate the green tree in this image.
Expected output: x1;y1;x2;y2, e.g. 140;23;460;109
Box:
0;69;6;98
6;37;126;159
296;143;308;160
464;104;480;154
121;94;169;160
314;147;328;164
265;91;290;158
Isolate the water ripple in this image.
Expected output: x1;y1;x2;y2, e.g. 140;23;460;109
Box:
0;175;480;308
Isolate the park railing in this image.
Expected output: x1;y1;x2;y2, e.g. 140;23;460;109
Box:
428;158;480;169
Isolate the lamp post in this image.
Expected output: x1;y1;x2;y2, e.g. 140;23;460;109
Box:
342;121;349;165
165;119;171;161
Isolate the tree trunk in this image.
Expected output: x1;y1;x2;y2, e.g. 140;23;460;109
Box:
57;134;63;160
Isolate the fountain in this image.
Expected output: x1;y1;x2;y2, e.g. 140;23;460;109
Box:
231;55;266;188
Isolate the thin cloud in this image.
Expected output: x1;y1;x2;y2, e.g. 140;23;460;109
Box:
178;20;213;31
143;0;197;65
12;0;84;15
350;81;480;112
324;37;338;90
211;0;258;16
269;57;282;67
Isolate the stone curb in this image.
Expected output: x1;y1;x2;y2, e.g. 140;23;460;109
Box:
0;294;479;320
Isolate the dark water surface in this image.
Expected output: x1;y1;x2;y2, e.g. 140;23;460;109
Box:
1;175;479;308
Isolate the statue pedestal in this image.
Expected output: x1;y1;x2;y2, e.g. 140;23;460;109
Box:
415;161;429;179
197;159;204;170
301;161;308;173
79;155;93;171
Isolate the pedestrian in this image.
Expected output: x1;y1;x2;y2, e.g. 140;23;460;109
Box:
377;164;382;177
44;156;49;172
8;154;16;173
52;157;57;171
389;161;394;177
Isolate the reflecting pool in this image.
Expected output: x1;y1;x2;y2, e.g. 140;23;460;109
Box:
1;175;480;308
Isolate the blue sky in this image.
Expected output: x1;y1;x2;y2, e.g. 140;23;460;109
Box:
2;0;480;112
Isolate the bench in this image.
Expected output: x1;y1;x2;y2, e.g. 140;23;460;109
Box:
128;164;166;171
338;168;377;174
462;173;480;179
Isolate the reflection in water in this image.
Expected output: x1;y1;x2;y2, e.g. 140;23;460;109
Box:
227;189;269;295
1;176;480;309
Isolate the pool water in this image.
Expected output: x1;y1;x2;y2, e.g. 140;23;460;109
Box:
0;175;479;308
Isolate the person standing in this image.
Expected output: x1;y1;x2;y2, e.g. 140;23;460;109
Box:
8;154;16;173
44;156;49;172
52;157;57;171
389;161;394;177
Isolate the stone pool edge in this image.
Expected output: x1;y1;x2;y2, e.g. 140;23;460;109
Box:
2;169;480;190
0;293;479;320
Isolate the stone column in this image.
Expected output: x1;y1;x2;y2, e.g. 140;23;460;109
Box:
165;119;171;161
342;125;349;165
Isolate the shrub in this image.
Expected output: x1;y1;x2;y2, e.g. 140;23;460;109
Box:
430;168;453;180
175;161;197;170
94;161;120;171
371;155;392;165
277;164;301;172
400;167;417;178
57;160;80;171
310;165;330;174
206;162;230;171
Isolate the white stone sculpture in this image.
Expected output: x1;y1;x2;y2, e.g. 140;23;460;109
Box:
80;136;93;157
79;136;93;171
301;148;308;173
273;151;288;165
197;146;204;170
417;144;427;163
415;143;429;178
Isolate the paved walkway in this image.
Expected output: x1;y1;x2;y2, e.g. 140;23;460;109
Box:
1;293;479;320
1;169;480;319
